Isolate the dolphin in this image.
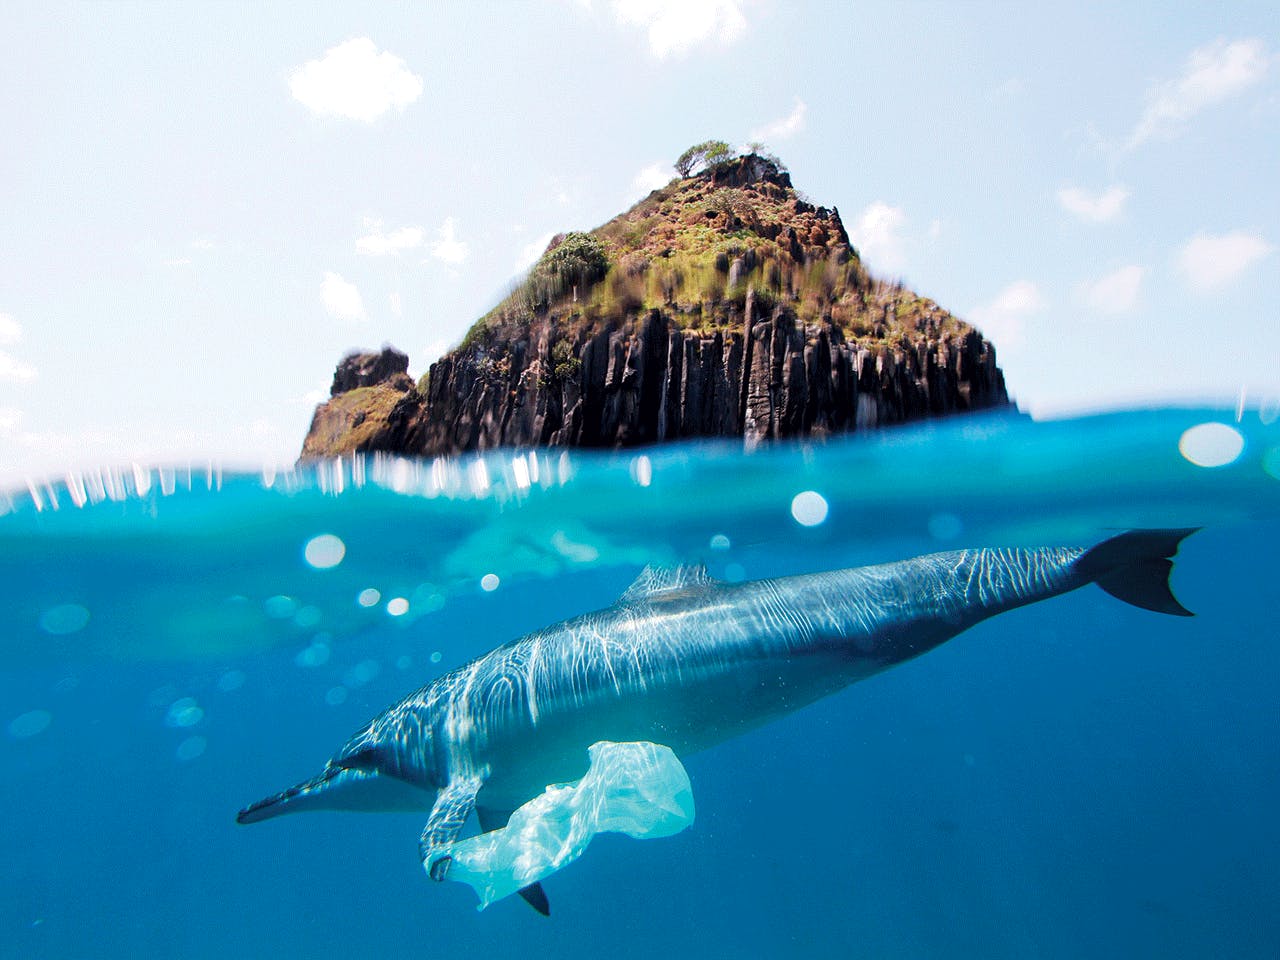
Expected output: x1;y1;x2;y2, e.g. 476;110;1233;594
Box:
238;528;1196;914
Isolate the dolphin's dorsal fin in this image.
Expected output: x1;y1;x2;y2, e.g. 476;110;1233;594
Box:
477;807;551;916
622;564;717;601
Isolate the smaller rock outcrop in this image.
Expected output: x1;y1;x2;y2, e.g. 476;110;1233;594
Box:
300;347;421;459
330;346;414;395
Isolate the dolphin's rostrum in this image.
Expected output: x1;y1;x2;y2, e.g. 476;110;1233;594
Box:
238;528;1196;913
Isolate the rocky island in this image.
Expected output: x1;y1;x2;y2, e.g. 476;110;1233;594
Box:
301;146;1010;459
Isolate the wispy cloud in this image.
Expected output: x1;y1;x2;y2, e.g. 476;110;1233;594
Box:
515;232;557;274
1058;185;1129;223
357;219;425;256
612;0;747;58
849;202;908;274
0;312;21;347
969;281;1044;347
633;163;673;195
1128;38;1270;149
0;313;37;383
1079;265;1144;314
1177;231;1274;292
428;218;469;265
320;272;367;322
750;99;807;143
289;38;423;122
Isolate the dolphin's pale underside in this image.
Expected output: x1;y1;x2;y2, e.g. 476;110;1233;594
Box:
238;528;1196;914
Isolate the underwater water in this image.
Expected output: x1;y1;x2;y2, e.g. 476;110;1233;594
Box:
2;408;1278;959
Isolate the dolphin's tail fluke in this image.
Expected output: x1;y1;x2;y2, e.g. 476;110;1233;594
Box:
1076;528;1198;616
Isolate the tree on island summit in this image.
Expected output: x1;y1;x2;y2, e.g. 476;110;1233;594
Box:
675;139;735;177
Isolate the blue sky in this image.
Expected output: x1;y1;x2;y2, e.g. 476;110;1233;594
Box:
1;2;1276;483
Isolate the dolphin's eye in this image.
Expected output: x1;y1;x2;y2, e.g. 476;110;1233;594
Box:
338;746;380;770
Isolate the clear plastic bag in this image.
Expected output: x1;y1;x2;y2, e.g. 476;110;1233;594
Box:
441;741;695;909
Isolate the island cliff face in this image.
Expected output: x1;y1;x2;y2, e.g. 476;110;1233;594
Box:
301;154;1009;459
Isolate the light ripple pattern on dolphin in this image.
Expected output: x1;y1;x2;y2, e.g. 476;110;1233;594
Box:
237;529;1196;913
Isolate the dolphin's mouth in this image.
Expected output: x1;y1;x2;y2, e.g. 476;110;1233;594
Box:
237;764;433;824
236;766;345;824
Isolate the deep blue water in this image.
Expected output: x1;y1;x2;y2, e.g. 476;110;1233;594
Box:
2;408;1278;959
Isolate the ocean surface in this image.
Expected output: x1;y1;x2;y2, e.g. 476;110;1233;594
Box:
2;408;1278;959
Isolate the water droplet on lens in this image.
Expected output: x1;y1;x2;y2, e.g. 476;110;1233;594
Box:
480;573;500;592
325;686;349;706
293;605;322;628
1179;422;1244;468
8;710;52;739
709;534;731;550
430;651;443;665
790;491;829;527
396;655;412;671
927;513;963;540
264;595;298;619
164;698;203;728
39;604;89;636
304;534;346;569
217;670;245;693
176;736;207;761
386;597;409;616
357;588;381;608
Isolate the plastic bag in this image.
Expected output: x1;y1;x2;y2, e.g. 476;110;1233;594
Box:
441;740;695;909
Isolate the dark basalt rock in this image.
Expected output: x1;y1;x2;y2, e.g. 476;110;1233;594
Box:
300;307;1009;459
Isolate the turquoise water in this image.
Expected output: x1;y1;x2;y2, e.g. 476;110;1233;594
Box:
2;408;1278;958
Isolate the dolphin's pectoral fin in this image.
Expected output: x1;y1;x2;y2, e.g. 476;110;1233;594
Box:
477;807;551;916
419;774;484;882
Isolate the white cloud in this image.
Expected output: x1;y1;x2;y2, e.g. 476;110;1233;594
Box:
515;232;557;274
289;37;423;122
320;272;367;322
849;202;908;273
633;163;673;196
165;257;193;268
0;312;21;346
0;351;38;383
423;338;451;365
1128;38;1270;149
0;406;20;433
357;220;425;256
969;281;1044;347
1058;185;1129;223
612;0;746;58
750;99;807;142
389;291;403;317
1079;265;1144;314
926;219;943;241
1177;231;1274;292
428;218;469;265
